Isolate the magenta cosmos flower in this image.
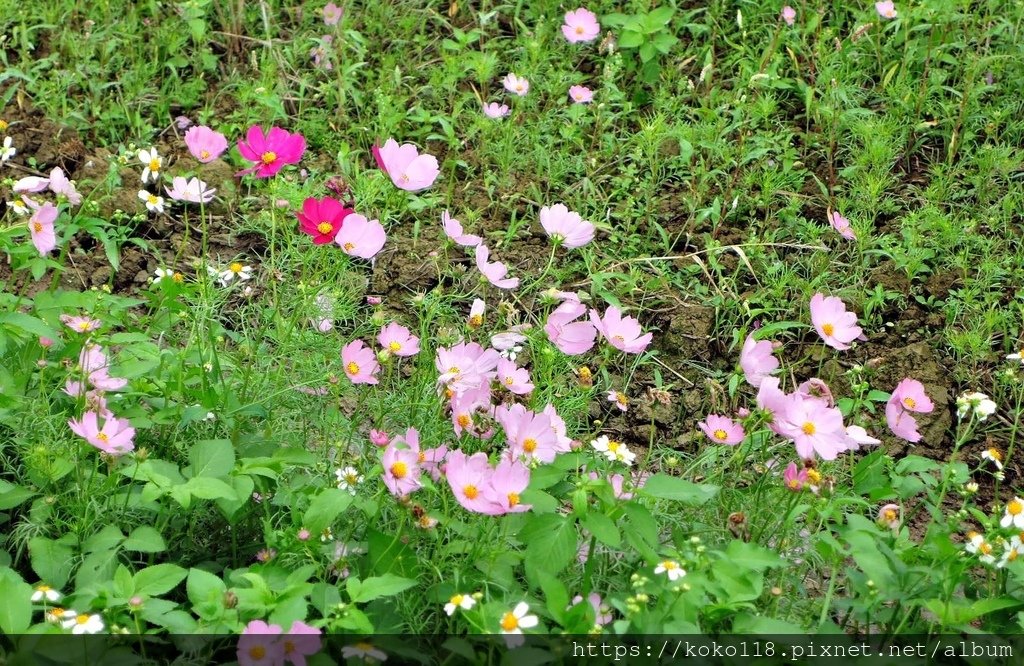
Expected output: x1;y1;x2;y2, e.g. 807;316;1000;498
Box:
886;378;932;442
698;414;745;445
739;333;779;388
383;442;423;497
569;85;594;104
29;202;58;256
237;620;284;666
828;210;855;240
781;6;796;25
783;462;809;491
809;293;862;350
590;305;652;354
442;210;481;247
483;102;510;119
544;300;596;355
184;125;228;163
562;8;600;43
373;138;440;192
281;621;322;666
378;322;420;357
341;339;379;384
237;126;306;178
297;196;354;245
540;204;595;248
68;411;136;456
334;214;386;259
502;73;529;96
475;245;519;289
876;1;897;19
165;176;216;204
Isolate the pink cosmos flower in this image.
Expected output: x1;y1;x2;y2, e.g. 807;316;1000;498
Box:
442;210;481;247
29;202;58;256
809;293;862;350
796;378;835;408
185;126;228;163
378;322;420;357
297;196;354;245
372;138;440;192
48;168;82;205
369;429;390;447
14;176;50;193
544;300;597;355
496;358;534;395
79;345;128;391
468;298;485;328
540;204;595;248
311;37;333;70
382;443;422;497
445;450;500;514
590;305;652;354
485;458;532;514
175;116;193;130
237;620;284;666
569;85;594;104
491;331;527;351
571;593;612;626
781;6;796;25
846;425;882;449
412;438;449;483
542;403;575;452
322;2;343;25
483;102;510;119
237;126;306;178
502;73;529;96
562;8;600;43
366;296;382;305
607;390;628;412
475;245;520;289
68;411;135;455
755;377;789;432
450;384;495;438
783;462;809;491
334;214;386;259
282;621;322;666
876;1;897;19
165;176;215;204
739;333;779;388
61;314;101;333
775;394;850;460
698;414;745;445
435;342;500;395
502;408;560;464
828;210;855;240
341;340;379;384
886;378;932;443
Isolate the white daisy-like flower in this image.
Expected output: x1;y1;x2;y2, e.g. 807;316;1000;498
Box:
60;611;105;634
152;268;183;284
956;391;997;421
335;466;364;495
1001;497;1024;529
443;593;476;616
654;560;686;581
499;601;538;647
981;448;1004;470
1007;348;1024;365
138;190;164;214
218;262;253;287
340;642;388;662
31;584;62;603
138;147;162;184
965;531;996;565
1;136;16;163
320;526;334;543
590;435;636;466
997;536;1024;569
7;196;32;216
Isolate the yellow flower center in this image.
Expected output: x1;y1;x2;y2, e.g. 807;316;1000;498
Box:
229;262;244;273
389;341;402;352
500;612;519;631
504;376;514;385
33;221;43;232
249;645;266;660
1009;500;1023;516
149;158;160;171
787;479;801;489
390;461;408;479
801;422;816;435
346;473;359;484
200;150;210;159
822;323;835;336
515;84;524;92
575;26;585;34
903;397;916;409
608;441;621;452
147;194;158;205
346;361;360;375
988;448;1003;461
469;315;482;327
38;585;51;592
464;485;479;499
1010;550;1019;561
523;438;537;453
884;509;897;522
457;414;471;428
354;642;374;651
78;321;92;331
261;151;277;165
284;640;295;654
76;614;90;625
713;429;728;441
172;272;184;283
507;492;520;507
96;433;109;443
806;469;822;484
662;560;678;570
343;242;355;251
967;530;980;540
317;222;334;234
417;451;426;463
450;594;464;606
980;542;993;555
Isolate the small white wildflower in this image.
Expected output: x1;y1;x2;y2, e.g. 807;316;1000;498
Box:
335;466;364;495
654;560;686;581
138;147;162;184
443;593;476;616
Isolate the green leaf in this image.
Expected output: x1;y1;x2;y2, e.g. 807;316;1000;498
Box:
28;537;73;589
83;524;125;553
722;540;786;571
580;511;622;548
187;568;227;606
303;488;353;535
133;564;187;596
216;474;255;520
123;526;167;553
183;477;238;501
0;480;36;510
187;439;236;478
622;502;659;561
0;312;59;341
639;474;719;504
346;574;417;603
521;513;577;582
648;6;675;26
537;570;569;624
618;30;644;49
0;567;32;634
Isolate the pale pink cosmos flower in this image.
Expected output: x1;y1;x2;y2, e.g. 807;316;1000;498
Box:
485;458;532;514
783;462;809;491
382;443;422;498
281;620;322;666
442;210;481;247
435;342;500;396
491;331;527;351
828;210;855;240
501;408;560;464
570;593;612;626
809;293;862;350
502;73;530;96
237;621;284;666
542;403;575;453
378;322;420;357
48;168;82;205
775;394;850;460
569;85;594;104
475;245;520;289
877;503;901;531
450;384;495;438
540;204;595;248
781;6;796;26
446;450;501;514
607;390;628;412
322;2;343;26
739;333;779;388
755;376;789;431
68;411;135;455
184;126;228;163
497;358;534;395
846;425;882;449
310;38;333;70
237;126;306;178
544;300;597;355
165;176;216;204
468;298;485;328
79;345;128;392
886;378;932;443
876;1;897;19
562;8;600;43
175;116;193;130
334;214;386;259
29;202;58;256
13;176;50;193
372;138;440;192
590;305;652;354
369;429;390;447
61;314;101;333
796;378;835;408
698;414;745;445
366;295;382;305
341;339;379;384
483;102;510;119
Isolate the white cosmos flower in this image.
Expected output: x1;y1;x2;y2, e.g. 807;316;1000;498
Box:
443;593;476;616
590;435;636;466
499;601;538;647
218;262;253;286
340;642;387;662
335;466;364;495
138;147;162;183
654;560;686;581
138;190;164;214
965;532;996;565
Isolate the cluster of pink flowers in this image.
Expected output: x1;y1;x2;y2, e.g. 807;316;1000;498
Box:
237;619;322;666
65;343;135;456
544;296;652;356
9;167;83;257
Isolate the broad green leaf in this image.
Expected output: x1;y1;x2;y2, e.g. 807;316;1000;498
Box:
133;564;188;596
183;477;238;501
346;574;417;603
580;511;622;548
0;480;36;510
521;513;577;582
639;474;719;504
123;526;167;553
618;30;644;48
722;540;786;572
303;488;353;535
0;567;32;634
187;439;236;478
28;537;73;589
